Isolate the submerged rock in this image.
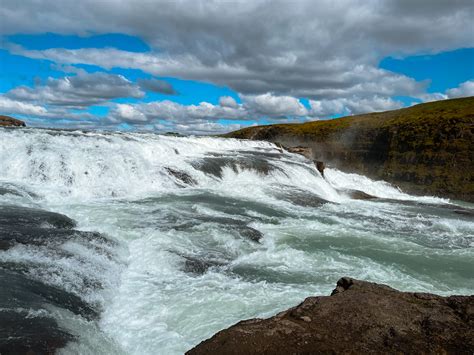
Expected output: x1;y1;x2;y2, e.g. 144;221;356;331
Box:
0;310;73;355
182;255;226;275
187;277;474;354
165;167;197;186
339;188;377;200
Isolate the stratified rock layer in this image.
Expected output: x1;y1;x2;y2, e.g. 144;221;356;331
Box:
187;277;474;355
225;97;474;201
0;115;26;127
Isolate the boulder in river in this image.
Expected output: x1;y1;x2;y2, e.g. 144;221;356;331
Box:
187;277;474;354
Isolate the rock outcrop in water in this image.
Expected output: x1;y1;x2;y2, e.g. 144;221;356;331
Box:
0;205;115;354
225;97;474;202
0;115;26;127
187;277;474;354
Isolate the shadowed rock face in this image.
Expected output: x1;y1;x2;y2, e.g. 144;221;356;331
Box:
0;115;26;127
225;97;474;202
187;277;474;355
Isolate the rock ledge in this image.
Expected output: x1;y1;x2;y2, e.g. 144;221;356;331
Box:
187;277;474;354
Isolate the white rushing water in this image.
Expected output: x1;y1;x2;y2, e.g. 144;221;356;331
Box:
1;127;473;354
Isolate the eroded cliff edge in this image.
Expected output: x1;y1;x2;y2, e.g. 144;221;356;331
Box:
187;278;474;355
225;97;474;202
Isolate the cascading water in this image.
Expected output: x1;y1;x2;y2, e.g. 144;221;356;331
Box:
1;127;473;354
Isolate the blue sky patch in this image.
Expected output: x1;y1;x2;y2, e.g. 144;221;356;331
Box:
380;48;474;93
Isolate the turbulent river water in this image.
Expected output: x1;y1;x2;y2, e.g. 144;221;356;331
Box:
1;127;473;354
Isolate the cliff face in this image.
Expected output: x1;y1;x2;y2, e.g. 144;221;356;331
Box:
0;115;26;127
187;278;474;355
225;97;474;202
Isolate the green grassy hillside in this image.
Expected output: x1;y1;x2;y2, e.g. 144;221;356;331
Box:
225;97;474;201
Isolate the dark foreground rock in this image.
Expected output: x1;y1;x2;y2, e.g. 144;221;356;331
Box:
0;115;26;127
187;277;474;355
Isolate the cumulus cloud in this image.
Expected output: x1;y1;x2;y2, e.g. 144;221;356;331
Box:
219;96;238;108
6;71;144;108
310;96;404;117
242;93;308;117
109;99;247;124
110;104;147;123
446;80;474;98
108;93;316;126
0;96;48;116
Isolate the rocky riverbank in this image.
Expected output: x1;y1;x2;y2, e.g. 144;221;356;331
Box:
225;97;474;202
187;277;474;354
0;115;26;127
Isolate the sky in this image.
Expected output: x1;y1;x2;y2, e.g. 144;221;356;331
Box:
0;0;473;134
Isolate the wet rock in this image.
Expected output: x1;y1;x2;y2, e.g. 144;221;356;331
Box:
453;208;474;217
191;156;277;178
182;256;226;275
0;115;26;127
239;226;264;243
187;277;474;354
0;269;98;320
314;161;325;177
0;206;110;252
165;167;197;186
0;310;73;355
277;189;329;207
0;205;112;354
340;189;377;200
0;187;22;196
286;146;313;160
0;205;76;229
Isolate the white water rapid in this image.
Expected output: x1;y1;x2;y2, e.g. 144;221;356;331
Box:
1;127;473;354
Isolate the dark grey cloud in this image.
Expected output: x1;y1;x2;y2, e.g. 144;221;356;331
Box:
137;78;176;95
2;0;472;100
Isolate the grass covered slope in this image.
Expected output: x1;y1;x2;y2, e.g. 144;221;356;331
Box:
225;97;474;201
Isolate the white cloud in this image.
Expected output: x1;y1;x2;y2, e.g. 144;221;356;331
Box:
6;71;144;108
446;80;474;98
0;96;48;116
109;99;248;124
219;96;238;108
242;93;308;117
111;104;147;122
310;96;403;117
